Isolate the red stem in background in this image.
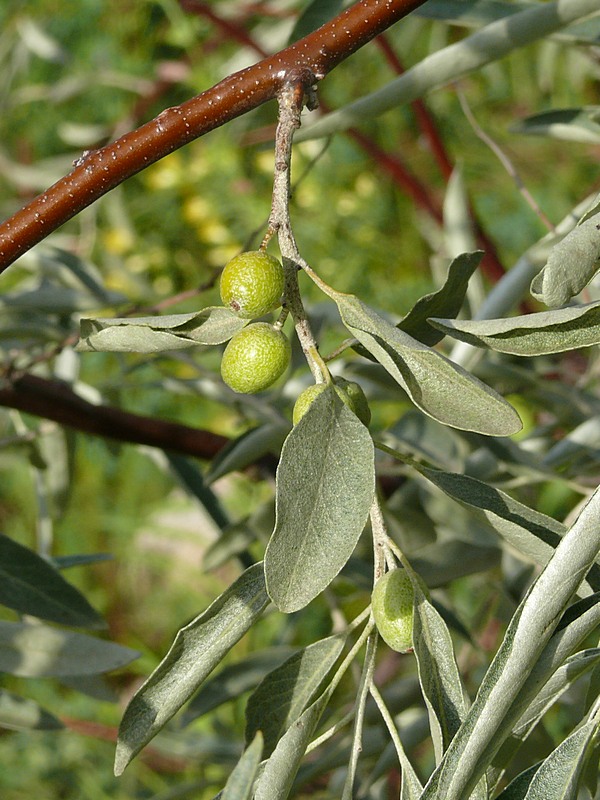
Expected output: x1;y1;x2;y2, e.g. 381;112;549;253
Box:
0;0;427;274
180;0;270;58
375;34;454;180
346;126;442;222
374;33;507;283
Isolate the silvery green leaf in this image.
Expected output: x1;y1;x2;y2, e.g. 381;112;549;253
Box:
520;712;600;799
486;594;600;792
0;621;138;678
115;563;268;775
0;534;104;628
402;559;469;765
512;107;600;144
417;0;600;43
495;764;542;800
330;291;520;435
399;252;482;346
183;647;295;724
206;422;291;484
488;648;600;792
411;540;501;588
265;387;375;612
0;690;63;731
531;218;600;307
443;172;477;259
430;300;600;355
578;190;600;226
77;307;247;352
77;322;198;352
221;732;263;800
254;691;331;800
202;522;256;572
417;465;600;596
542;415;600;473
420;486;600;800
245;634;345;756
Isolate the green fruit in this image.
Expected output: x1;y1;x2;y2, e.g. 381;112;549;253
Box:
220;250;284;319
371;569;415;653
221;322;291;394
292;378;371;426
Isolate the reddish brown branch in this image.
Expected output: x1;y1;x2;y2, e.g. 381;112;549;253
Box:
0;0;427;273
0;373;227;459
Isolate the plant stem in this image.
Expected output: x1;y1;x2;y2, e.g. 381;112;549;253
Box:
269;84;328;382
370;683;423;792
342;629;379;799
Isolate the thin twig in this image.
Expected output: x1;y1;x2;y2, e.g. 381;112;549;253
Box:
269;83;328;382
369;683;423;792
456;86;555;233
342;630;379;799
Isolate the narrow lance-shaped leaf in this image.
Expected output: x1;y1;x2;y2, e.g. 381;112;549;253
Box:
495;764;543;800
265;388;375;612
206;422;291;485
398;251;482;346
431;299;600;356
488;597;600;795
115;563;268;776
511;107;600;145
254;690;332;800
519;708;600;800
77;306;247;352
328;290;521;435
221;732;263;800
0;621;138;678
420;485;600;800
297;0;600;142
0;689;63;731
531;216;600;307
0;533;104;628
415;0;600;42
245;634;346;756
183;647;295;724
415;465;600;596
489;648;600;793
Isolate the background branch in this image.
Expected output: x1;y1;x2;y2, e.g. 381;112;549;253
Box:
0;373;228;459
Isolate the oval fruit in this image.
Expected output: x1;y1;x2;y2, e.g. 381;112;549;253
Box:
221;322;291;394
292;378;371;426
220;250;284;319
371;569;415;653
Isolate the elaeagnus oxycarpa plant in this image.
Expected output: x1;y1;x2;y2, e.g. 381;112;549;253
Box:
0;1;599;798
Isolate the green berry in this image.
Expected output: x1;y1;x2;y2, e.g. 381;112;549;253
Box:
292;378;371;426
371;569;415;653
334;378;371;426
220;250;284;319
221;322;291;394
